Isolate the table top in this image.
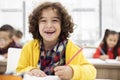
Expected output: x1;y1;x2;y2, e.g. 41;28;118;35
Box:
87;58;120;68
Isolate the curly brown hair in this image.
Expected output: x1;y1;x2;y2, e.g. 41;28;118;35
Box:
29;2;74;41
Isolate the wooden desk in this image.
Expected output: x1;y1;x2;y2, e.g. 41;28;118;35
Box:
94;63;120;80
0;75;22;80
88;59;120;80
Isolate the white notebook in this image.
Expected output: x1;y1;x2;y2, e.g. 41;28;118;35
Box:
105;59;120;64
87;58;120;64
23;74;61;80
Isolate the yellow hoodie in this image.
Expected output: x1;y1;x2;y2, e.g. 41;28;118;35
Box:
16;39;96;80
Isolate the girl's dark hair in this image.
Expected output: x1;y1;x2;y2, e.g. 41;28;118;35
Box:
0;24;15;38
101;29;119;59
29;2;74;41
118;32;120;47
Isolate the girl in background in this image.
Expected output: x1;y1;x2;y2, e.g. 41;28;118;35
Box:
13;29;23;46
93;29;120;61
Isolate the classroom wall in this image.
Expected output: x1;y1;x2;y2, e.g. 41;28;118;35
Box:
102;0;120;35
0;0;23;31
0;0;120;45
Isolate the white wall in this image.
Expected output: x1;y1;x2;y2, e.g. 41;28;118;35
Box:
0;0;23;31
102;0;120;36
0;0;120;45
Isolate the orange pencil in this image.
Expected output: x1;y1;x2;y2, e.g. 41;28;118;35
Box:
65;48;83;66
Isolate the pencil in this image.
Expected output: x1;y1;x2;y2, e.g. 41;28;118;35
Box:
98;47;106;55
65;48;83;66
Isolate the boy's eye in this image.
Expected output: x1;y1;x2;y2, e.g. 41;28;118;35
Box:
53;20;58;22
40;19;46;23
52;19;60;22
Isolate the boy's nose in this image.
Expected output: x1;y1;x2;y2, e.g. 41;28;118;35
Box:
46;22;53;28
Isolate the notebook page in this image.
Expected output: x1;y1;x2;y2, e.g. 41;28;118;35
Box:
105;59;120;64
23;74;61;80
87;58;106;64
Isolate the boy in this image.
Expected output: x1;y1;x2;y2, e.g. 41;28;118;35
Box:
0;24;22;58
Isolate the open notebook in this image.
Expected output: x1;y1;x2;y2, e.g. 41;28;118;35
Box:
87;58;120;64
5;48;22;74
23;74;61;80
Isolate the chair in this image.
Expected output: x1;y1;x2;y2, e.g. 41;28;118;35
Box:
0;60;7;74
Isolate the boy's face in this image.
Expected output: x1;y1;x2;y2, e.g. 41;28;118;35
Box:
38;8;61;43
0;31;12;48
106;34;119;48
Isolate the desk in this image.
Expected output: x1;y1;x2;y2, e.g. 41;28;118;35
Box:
0;75;22;80
88;59;120;80
0;60;7;74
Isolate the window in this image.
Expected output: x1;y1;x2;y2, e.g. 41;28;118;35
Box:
69;0;101;46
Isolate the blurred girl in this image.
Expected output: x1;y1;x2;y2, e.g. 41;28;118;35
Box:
93;29;120;61
13;29;23;46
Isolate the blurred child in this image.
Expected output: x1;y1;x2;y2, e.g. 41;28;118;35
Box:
0;24;22;58
93;29;120;61
13;29;23;46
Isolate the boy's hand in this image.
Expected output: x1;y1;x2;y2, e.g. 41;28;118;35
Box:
54;66;73;80
28;69;47;77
